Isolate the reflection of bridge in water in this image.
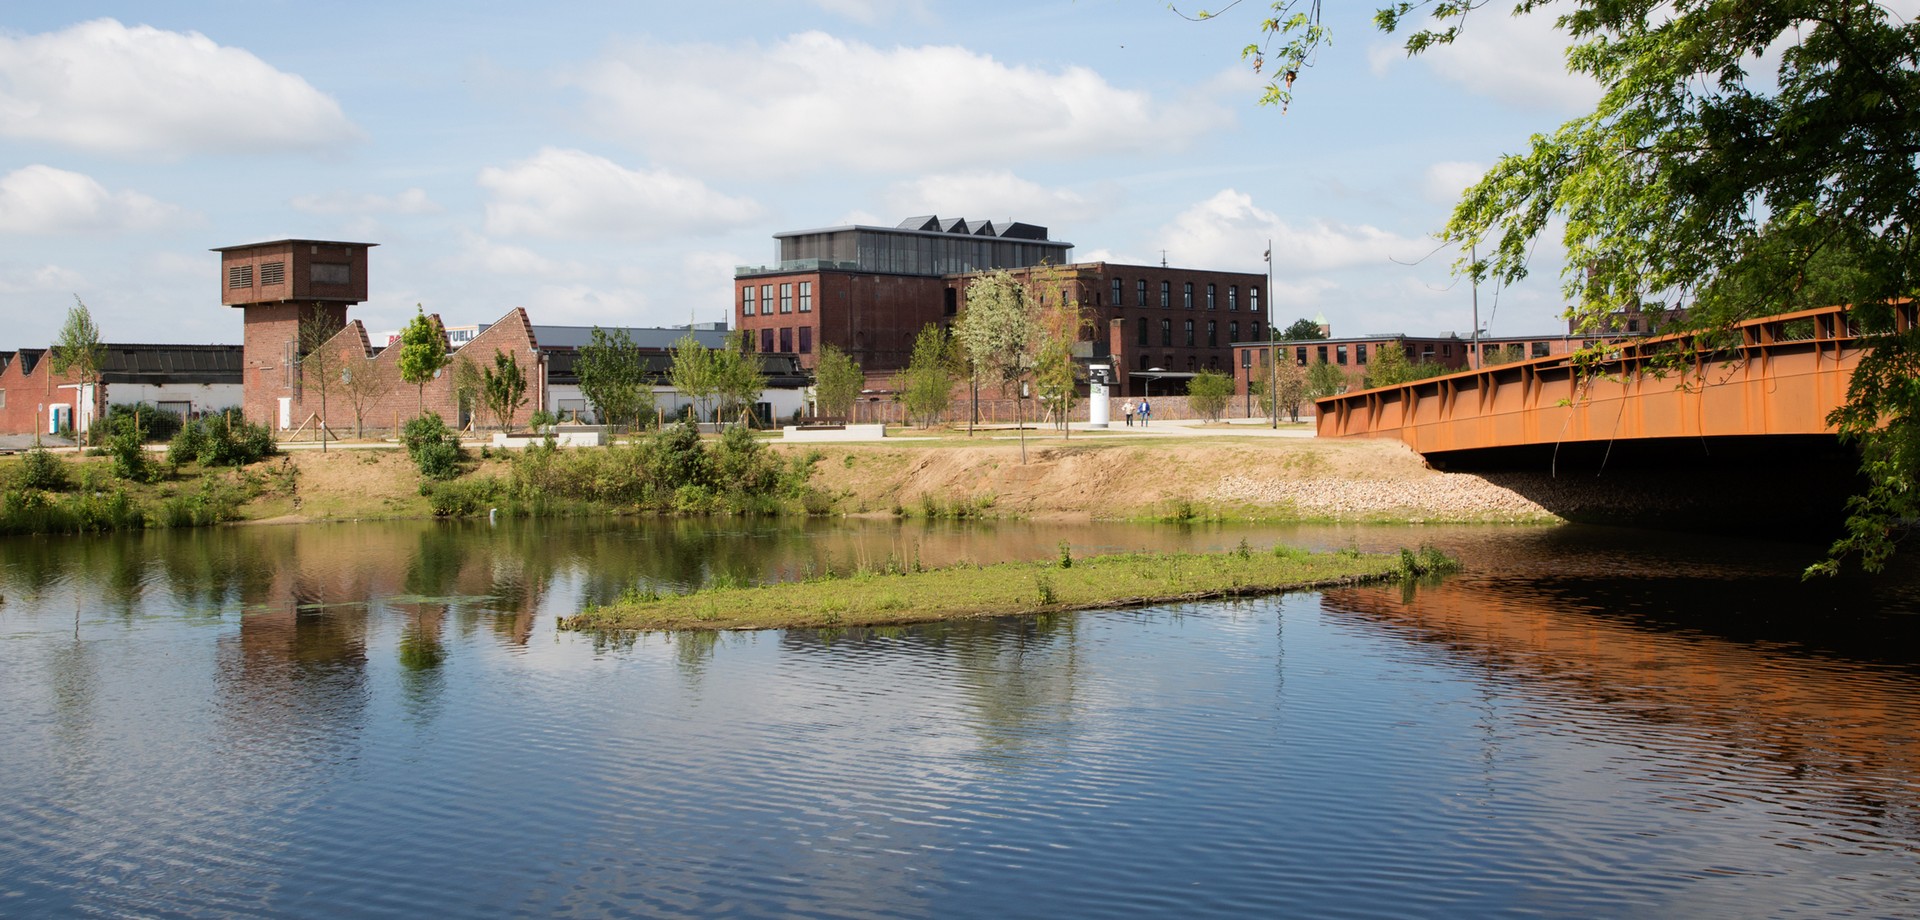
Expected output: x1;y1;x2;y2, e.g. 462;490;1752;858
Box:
1315;302;1911;462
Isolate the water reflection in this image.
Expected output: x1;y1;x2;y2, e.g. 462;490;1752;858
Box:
4;519;1920;917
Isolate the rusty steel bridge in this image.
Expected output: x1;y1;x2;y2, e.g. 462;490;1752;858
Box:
1313;302;1914;459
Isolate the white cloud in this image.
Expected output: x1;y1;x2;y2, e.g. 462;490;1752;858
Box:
291;188;441;216
0;165;186;234
1423;161;1485;206
883;170;1110;224
0;262;87;295
443;234;586;278
0;19;360;156
1368;2;1601;111
478;148;763;240
522;283;652;327
564;31;1230;175
1160;189;1432;272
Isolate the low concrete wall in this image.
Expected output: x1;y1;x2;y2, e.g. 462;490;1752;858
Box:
782;423;888;442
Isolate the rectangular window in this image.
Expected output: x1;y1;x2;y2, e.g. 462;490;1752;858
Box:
1229;285;1239;311
1357;343;1368;365
228;265;253;288
1137;279;1147;306
1160;281;1170;308
1241;349;1251;368
1184;319;1195;346
798;327;812;354
760;328;775;353
779;283;793;313
761;284;774;312
259;261;285;286
1531;341;1550;358
1206;320;1217;346
1296;345;1307;365
780;327;793;352
1183;282;1194;309
1137;317;1149;347
1206;284;1216;310
1250;288;1260;316
1317;345;1329;364
1442;342;1451;357
1112;278;1122;306
1251;322;1262;342
1160;319;1173;346
1336;345;1348;365
1060;286;1072;306
1229;321;1239;343
798;281;812;313
310;263;349;285
742;286;756;316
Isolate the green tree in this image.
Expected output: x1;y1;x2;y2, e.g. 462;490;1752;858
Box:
892;325;956;428
1252;351;1310;422
51;297;105;446
953;269;1039;460
1031;334;1079;432
1188;369;1233;421
397;306;449;412
669;334;719;423
297;311;345;450
1364;341;1415;388
1243;3;1920;573
1305;358;1345;400
813;344;864;420
483;349;529;431
576;327;653;431
711;331;766;425
1281;317;1325;341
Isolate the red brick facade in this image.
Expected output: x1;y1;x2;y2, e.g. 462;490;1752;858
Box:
0;349;91;437
278;308;545;435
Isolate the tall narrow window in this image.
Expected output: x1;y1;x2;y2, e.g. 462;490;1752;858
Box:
779;327;793;352
742;286;756;316
779;283;793;313
1184;319;1195;346
761;284;774;312
1251;321;1262;342
1060;286;1072;306
1206;320;1217;346
1137;280;1147;306
1336;345;1348;365
1183;282;1194;309
1229;321;1240;343
1250;287;1260;316
1206;284;1216;309
798;327;812;353
798;281;812;313
1317;345;1329;364
1160;281;1170;308
1229;285;1239;311
761;328;774;353
1136;317;1149;347
1296;346;1307;365
1112;278;1122;306
1357;343;1369;365
1160;319;1172;346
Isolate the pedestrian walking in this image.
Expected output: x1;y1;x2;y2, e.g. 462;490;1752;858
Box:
1139;398;1151;426
1123;400;1134;426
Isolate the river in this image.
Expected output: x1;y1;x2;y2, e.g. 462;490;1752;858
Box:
2;518;1917;918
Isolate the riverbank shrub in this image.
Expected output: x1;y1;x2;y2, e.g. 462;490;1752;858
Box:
99;403;183;443
16;449;71;492
170;411;276;468
154;474;249;527
0;484;145;535
401;412;464;480
485;420;822;516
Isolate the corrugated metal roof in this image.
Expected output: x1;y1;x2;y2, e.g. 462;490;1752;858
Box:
531;325;728;352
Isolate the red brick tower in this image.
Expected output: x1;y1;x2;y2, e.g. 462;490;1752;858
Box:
214;239;375;427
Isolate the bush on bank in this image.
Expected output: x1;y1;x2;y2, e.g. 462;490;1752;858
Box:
1;445;270;536
423;420;826;518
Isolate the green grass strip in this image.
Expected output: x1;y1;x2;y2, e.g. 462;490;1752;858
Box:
559;546;1407;633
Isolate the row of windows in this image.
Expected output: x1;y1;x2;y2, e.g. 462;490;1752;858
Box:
1134;318;1262;348
228;261;329;288
749;326;813;354
1133;354;1223;372
740;282;814;316
1110;279;1258;312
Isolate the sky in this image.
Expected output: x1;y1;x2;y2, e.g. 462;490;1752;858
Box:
0;1;1616;349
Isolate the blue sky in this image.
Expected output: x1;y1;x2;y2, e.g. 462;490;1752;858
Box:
1;1;1621;348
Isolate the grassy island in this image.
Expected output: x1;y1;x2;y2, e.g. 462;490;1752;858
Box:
559;545;1447;633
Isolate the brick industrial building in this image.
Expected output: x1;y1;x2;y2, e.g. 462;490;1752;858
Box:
734;216;1268;398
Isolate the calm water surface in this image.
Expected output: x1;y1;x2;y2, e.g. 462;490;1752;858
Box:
2;518;1918;918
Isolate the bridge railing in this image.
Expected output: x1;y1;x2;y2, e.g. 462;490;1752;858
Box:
1315;301;1911;451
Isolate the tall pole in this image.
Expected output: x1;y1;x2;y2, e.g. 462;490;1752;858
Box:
1469;242;1482;369
1266;239;1276;429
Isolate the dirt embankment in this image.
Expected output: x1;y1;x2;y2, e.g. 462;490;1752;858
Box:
787;437;1557;523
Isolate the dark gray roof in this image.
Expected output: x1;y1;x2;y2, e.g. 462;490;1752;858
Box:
532;325;729;352
545;351;805;387
209;238;378;252
97;344;243;384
